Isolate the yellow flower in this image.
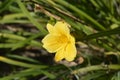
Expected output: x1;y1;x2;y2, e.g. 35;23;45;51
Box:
42;21;77;61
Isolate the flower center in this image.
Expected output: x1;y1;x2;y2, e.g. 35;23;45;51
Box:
57;34;69;44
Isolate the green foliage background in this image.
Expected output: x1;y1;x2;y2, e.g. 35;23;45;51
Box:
0;0;120;80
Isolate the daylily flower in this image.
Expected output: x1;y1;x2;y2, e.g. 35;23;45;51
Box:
42;21;77;61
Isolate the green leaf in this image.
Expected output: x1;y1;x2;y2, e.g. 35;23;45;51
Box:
7;54;39;63
0;0;14;13
53;0;106;31
84;27;120;40
0;68;55;80
0;56;47;68
16;0;47;34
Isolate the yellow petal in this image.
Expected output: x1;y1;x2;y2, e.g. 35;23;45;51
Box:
69;35;75;44
46;23;54;33
42;34;65;53
55;49;64;61
54;21;70;35
64;43;77;61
